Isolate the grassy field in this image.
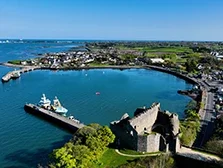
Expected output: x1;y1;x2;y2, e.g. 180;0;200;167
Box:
89;62;111;67
117;46;193;53
8;60;21;65
136;47;193;53
92;148;137;168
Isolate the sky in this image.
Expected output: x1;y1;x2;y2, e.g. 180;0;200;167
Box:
0;0;223;41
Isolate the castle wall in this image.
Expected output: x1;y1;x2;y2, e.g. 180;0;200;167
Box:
146;133;161;152
137;133;161;152
110;122;138;150
137;135;148;152
129;103;160;134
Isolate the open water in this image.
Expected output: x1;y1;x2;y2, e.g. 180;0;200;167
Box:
0;41;192;167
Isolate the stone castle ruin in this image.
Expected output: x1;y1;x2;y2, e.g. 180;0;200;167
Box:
110;103;180;153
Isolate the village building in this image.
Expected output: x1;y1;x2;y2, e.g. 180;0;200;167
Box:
150;58;165;64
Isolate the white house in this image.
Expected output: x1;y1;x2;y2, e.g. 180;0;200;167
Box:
150;58;165;64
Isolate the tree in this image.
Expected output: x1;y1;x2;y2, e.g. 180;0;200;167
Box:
180;120;200;146
205;140;223;155
71;145;92;168
185;100;197;111
50;146;77;168
185;57;198;72
49;124;115;168
88;123;102;130
73;126;97;144
185;110;200;121
85;126;115;158
200;56;220;69
162;53;177;61
180;100;201;146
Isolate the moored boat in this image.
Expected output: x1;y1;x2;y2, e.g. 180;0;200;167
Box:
51;96;68;115
37;94;68;115
38;94;51;109
11;71;21;79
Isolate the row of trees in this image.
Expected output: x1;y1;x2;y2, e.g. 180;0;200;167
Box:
185;55;221;73
179;100;201;146
49;124;115;168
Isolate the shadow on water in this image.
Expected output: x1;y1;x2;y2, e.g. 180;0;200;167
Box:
4;135;72;168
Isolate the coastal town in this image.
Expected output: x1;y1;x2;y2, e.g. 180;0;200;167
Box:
3;41;222;70
1;41;223;167
2;0;223;167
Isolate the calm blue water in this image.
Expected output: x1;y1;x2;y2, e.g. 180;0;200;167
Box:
0;42;192;167
0;42;80;62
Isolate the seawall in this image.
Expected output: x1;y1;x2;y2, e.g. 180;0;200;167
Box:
147;65;199;85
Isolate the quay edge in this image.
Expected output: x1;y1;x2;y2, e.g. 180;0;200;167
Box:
24;103;85;133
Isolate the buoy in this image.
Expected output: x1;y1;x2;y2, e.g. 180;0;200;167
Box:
96;92;100;95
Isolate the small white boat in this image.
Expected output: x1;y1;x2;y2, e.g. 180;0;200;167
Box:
96;92;100;95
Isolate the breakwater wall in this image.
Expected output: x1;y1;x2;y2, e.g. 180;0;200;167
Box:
1;66;40;83
24;104;85;132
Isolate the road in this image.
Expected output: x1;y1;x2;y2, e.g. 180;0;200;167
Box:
177;147;222;163
115;147;223;163
193;80;216;148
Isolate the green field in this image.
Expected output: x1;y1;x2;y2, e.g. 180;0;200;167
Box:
92;148;136;168
8;60;21;65
136;47;193;53
117;46;193;53
89;62;111;66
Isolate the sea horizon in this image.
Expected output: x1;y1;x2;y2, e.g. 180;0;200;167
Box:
0;38;222;42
